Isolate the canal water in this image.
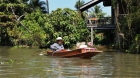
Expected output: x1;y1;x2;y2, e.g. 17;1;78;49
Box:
0;46;140;78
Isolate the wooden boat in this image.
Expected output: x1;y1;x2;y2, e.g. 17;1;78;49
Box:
47;48;102;58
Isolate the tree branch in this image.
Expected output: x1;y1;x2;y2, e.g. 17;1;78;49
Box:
9;4;31;33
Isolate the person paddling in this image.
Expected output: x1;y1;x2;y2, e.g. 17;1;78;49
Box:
50;37;64;52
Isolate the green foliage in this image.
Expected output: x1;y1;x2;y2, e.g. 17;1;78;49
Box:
0;1;30;46
27;0;39;10
84;5;106;18
0;1;90;48
89;5;106;18
112;0;140;53
47;8;90;48
121;0;140;53
9;8;90;48
9;59;15;65
74;0;85;11
0;0;28;3
128;34;140;53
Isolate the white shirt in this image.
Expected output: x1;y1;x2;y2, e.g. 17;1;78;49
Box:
50;43;64;51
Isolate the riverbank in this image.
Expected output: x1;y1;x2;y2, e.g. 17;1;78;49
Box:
1;45;117;52
95;45;117;52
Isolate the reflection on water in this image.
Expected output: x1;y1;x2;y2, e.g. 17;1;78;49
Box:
0;46;140;78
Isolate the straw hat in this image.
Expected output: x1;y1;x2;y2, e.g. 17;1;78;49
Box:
56;37;63;40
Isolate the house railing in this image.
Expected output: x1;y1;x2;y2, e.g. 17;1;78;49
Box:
87;17;115;28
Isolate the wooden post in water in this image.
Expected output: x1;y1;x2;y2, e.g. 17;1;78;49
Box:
91;27;94;46
87;18;98;46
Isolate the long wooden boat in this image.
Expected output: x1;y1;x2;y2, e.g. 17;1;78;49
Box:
47;48;102;58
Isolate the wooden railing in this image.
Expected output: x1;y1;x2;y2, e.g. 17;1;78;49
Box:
86;17;115;28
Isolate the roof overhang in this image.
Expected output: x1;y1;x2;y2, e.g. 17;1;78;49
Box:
80;0;105;12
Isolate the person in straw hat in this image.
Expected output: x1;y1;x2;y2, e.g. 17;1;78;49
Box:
50;37;64;52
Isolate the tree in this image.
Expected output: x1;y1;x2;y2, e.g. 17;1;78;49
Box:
2;7;90;48
74;0;85;11
28;0;39;10
0;0;30;46
46;8;90;48
112;0;140;53
0;0;90;48
74;0;89;20
88;5;106;18
29;0;49;13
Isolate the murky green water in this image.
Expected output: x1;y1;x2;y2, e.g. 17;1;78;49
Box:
0;46;140;78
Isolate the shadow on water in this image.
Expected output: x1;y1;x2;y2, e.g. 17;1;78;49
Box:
0;46;140;78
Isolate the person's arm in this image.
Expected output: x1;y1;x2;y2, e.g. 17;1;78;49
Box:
50;43;58;51
54;45;65;52
61;45;64;49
